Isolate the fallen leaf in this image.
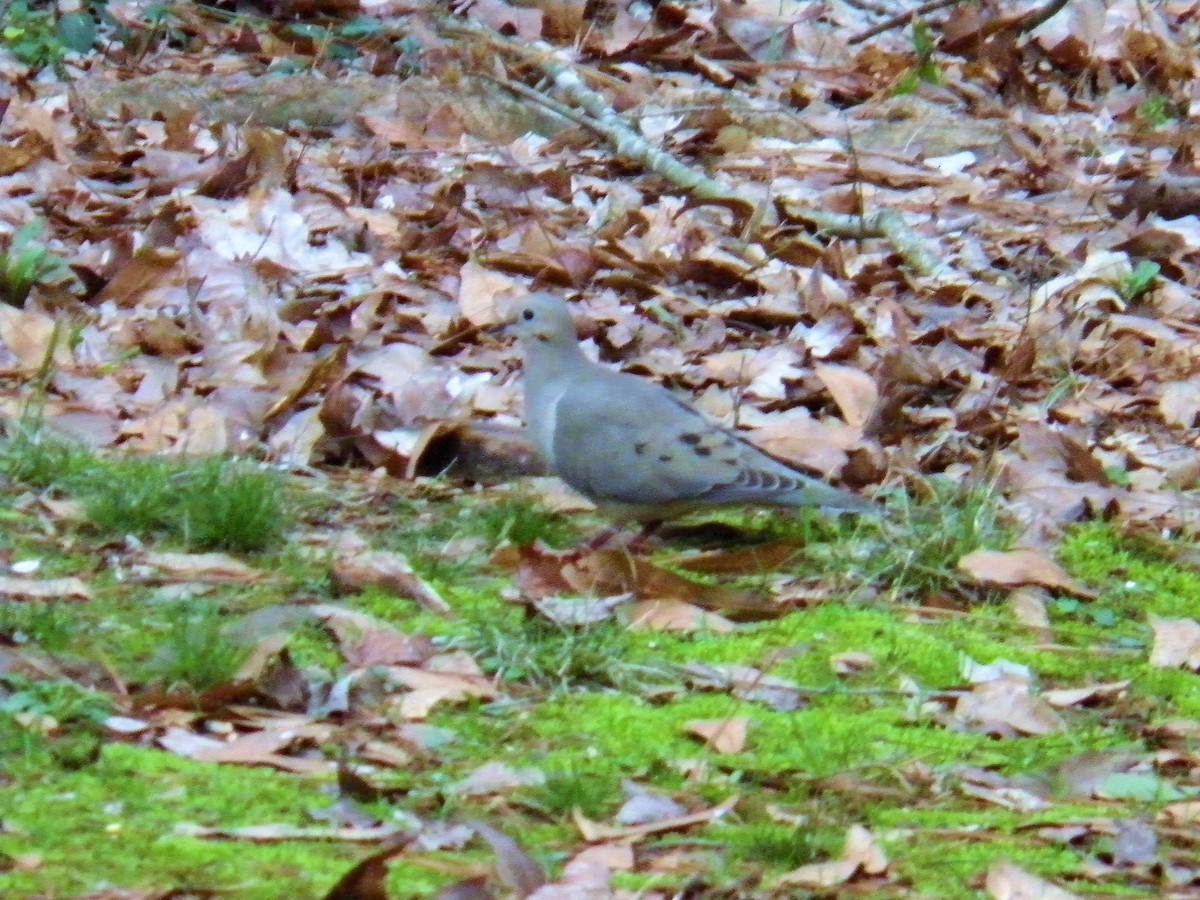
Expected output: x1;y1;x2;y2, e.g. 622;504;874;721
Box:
777;824;887;887
684;718;749;753
1148;615;1200;670
958;550;1094;598
321;837;412;900
140;551;262;583
470;821;546;897
626;600;737;633
332;551;451;615
985;858;1081;900
954;677;1065;737
814;363;877;428
453;762;545;797
573;796;737;843
0;575;92;602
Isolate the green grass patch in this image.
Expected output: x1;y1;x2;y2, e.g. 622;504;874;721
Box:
0;429;289;552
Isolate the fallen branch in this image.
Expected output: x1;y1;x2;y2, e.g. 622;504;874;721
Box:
452;26;962;280
848;0;963;46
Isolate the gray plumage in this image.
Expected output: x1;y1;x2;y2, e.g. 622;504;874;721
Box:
513;293;874;522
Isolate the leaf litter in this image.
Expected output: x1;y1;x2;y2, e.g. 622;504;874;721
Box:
2;0;1200;897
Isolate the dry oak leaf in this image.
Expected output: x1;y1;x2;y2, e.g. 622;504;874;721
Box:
573;796;737;843
1156;800;1200;827
454;763;545;798
684;718;749;753
331;550;451;615
814;363;878;429
0;304;74;373
1148;615;1200;671
1159;378;1200;428
384;667;498;719
458;258;521;328
140;551;262;583
777;824;887;888
527;857;611;900
627;600;737;634
0;575;91;602
176;822;404;843
986;858;1081;900
955;676;1065;737
958;550;1094;598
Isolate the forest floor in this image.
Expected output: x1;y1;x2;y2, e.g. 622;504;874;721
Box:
2;1;1200;898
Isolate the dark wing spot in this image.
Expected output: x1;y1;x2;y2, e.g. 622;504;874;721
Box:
658;454;673;462
536;334;550;343
633;441;647;455
679;432;702;445
695;446;712;456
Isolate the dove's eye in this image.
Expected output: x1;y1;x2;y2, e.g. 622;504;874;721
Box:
522;309;535;320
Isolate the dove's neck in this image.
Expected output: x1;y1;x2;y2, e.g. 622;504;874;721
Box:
524;338;589;388
522;337;590;463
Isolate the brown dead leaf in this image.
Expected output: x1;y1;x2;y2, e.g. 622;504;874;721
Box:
679;663;805;712
958;549;1094;598
626;600;737;634
313;605;439;667
830;651;874;675
0;305;74;373
458;260;520;328
322;837;412;900
140;551;262;583
1148;615;1200;671
954;676;1065;737
748;410;857;476
469;821;546;897
0;575;92;602
684;718;749;753
465;0;544;40
986;858;1081;900
526;857;610;900
572;796;737;843
385;667;498;719
158;725;334;773
670;539;806;575
777;824;887;888
313;605;437;668
333;550;451;615
454;762;545;797
529;593;634;626
566;843;634;872
92;247;183;309
1159;378;1200;428
814;363;877;428
0;130;52;175
565;551;779;619
1156;800;1200;827
1008;587;1052;634
1042;681;1130;708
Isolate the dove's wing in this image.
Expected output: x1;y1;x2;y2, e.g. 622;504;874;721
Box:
550;367;871;513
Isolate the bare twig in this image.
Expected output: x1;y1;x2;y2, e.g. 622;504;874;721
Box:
848;0;963;45
456;25;962;280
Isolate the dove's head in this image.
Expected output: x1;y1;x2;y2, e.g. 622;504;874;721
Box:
511;293;579;348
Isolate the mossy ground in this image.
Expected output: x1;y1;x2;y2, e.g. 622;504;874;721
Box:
1;449;1196;898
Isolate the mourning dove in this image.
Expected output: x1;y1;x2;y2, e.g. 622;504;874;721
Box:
512;293;874;523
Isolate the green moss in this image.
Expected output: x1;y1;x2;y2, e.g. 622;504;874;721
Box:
0;745;453;899
2;473;1197;898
